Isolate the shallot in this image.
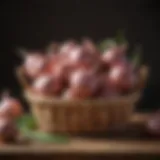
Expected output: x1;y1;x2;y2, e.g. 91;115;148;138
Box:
32;74;63;96
0;92;23;119
20;50;46;79
69;69;99;98
108;61;136;93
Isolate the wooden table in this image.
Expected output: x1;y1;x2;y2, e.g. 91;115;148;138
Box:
0;113;160;160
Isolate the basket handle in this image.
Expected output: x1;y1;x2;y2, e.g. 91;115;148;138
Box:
15;67;30;89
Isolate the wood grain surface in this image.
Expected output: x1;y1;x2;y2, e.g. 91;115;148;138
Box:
0;138;159;154
0;113;159;160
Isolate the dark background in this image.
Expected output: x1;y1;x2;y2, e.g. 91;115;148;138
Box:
0;0;160;111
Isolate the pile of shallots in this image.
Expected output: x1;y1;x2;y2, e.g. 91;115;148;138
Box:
20;39;140;99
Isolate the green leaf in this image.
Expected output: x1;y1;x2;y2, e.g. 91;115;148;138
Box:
16;114;36;130
98;38;117;52
16;114;70;144
98;30;128;52
20;128;70;144
131;45;142;69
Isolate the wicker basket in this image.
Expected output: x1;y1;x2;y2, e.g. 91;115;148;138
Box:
16;66;149;134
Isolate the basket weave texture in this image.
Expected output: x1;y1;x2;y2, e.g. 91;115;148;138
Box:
16;66;149;133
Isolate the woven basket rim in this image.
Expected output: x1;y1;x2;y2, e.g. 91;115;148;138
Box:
24;89;141;105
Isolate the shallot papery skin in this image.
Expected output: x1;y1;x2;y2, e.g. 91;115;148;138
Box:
69;69;99;98
32;74;63;96
23;53;46;78
63;89;75;100
108;63;136;92
42;54;61;74
101;44;128;67
82;39;99;55
67;46;99;69
0;94;23;119
69;69;95;88
32;75;51;90
59;41;76;56
52;62;73;80
0;118;18;142
102;49;119;66
99;75;119;98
